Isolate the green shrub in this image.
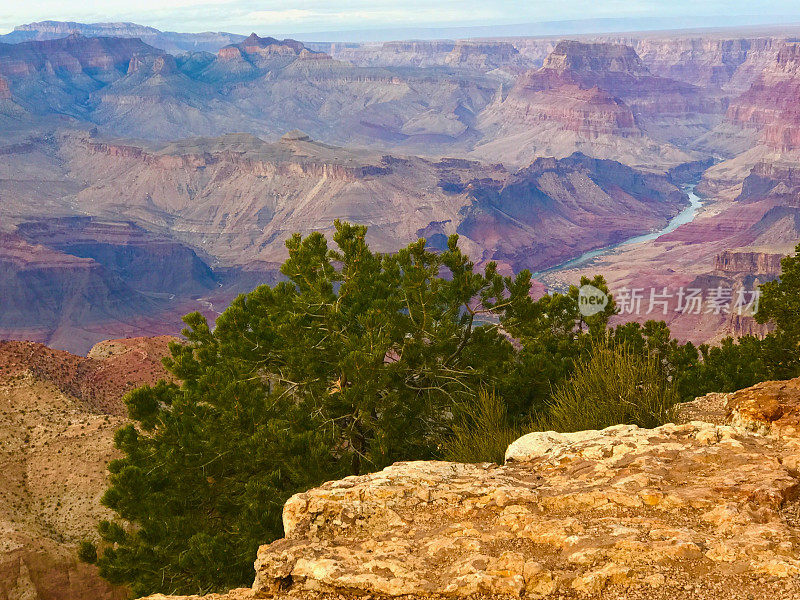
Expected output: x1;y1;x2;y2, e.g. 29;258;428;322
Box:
443;389;524;464
77;540;97;564
539;343;678;433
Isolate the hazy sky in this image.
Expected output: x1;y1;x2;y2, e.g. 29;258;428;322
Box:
2;0;799;36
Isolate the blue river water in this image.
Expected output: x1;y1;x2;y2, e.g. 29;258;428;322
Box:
535;184;703;276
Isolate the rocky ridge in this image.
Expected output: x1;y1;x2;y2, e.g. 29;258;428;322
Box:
0;21;246;54
0;336;173;600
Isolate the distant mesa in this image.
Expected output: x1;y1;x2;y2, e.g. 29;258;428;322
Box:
281;129;311;142
544;40;650;76
219;32;309;60
0;20;246;54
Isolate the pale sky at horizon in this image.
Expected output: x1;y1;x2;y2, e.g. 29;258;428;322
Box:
2;1;799;37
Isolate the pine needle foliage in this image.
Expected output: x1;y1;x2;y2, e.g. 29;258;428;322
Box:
540;342;679;433
442;388;524;464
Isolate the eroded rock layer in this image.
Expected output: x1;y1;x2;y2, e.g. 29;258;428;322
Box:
244;422;800;598
728;43;800;151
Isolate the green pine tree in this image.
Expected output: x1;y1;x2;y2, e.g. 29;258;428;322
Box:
85;221;531;596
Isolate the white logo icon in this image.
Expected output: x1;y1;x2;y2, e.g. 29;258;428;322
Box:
578;284;609;317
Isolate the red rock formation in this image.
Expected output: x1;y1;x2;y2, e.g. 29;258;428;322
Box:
728;43;800;150
83;136;388;181
63;131;688;274
497;68;639;138
714;249;785;275
538;40;716;118
543;40;649;78
0;231;209;354
0;335;174;414
217;33;307;64
6;132;682;347
127;52;179;76
475;41;715;167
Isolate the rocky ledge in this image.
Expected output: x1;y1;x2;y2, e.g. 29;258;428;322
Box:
149;379;800;600
678;376;800;438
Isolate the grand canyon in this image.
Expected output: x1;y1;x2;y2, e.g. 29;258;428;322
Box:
2;22;800;350
2;8;800;600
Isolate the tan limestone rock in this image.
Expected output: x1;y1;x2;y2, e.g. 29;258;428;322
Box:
677;376;800;438
250;422;800;598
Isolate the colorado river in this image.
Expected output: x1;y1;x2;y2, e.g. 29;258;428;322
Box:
535;184;703;276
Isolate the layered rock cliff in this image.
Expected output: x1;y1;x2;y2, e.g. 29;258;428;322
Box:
727;43;800;151
474;41;705;169
0;33;162;118
217;33;307;64
713;249;785;276
601;35;784;93
0;215;220;353
0;33;158;78
0;335;175;415
738;159;800;202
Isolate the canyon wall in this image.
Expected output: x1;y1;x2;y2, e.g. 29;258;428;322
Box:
728;43;800;151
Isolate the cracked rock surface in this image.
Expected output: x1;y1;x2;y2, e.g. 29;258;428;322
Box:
249;422;800;598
